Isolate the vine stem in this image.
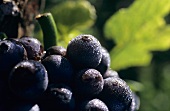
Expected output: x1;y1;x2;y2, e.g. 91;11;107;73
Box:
35;13;58;50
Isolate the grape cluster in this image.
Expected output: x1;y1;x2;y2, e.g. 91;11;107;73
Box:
0;34;140;111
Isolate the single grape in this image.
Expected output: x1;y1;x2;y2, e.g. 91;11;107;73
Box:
78;98;109;111
0;39;27;79
103;69;119;79
38;83;75;111
19;36;44;61
74;68;104;99
42;55;74;84
99;77;132;111
8;60;48;100
66;34;102;69
43;46;66;59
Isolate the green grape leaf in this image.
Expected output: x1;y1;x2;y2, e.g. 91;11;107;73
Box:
104;0;170;70
49;0;96;33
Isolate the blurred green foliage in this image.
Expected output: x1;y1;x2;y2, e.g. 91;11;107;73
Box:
35;0;170;111
104;0;170;70
139;52;170;111
50;1;96;31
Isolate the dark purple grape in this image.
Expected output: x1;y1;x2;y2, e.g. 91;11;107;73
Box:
42;55;74;84
74;68;104;99
103;69;119;79
0;39;27;79
66;34;102;69
8;60;48;100
78;98;109;111
38;84;75;111
43;46;66;59
99;77;132;111
96;46;110;75
19;36;43;61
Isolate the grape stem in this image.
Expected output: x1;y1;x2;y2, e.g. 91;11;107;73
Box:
36;13;58;50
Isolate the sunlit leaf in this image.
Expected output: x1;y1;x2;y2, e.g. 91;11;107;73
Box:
104;0;170;70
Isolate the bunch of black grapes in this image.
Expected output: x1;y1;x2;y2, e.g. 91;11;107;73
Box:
0;34;140;111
